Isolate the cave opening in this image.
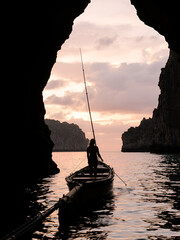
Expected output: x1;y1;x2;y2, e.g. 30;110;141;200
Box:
43;0;169;152
1;1;180;239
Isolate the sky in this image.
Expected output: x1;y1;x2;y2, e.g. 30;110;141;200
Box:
43;0;169;151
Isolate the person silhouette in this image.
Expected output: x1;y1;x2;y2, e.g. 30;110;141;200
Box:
87;139;103;176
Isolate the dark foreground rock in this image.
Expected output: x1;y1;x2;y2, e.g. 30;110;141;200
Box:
1;0;180;237
131;0;180;56
2;0;180;178
1;1;90;181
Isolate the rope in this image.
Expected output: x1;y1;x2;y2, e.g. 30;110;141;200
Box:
72;158;86;172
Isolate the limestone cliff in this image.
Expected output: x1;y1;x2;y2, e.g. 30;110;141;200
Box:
152;50;180;152
122;1;180;153
122;118;153;152
45;119;89;151
122;50;180;153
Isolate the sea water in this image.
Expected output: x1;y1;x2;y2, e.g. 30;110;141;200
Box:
25;152;180;239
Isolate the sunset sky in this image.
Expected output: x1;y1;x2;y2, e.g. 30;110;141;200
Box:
43;0;169;151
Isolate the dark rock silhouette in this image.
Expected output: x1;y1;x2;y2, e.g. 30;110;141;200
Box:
45;119;89;151
122;1;180;153
1;1;90;181
122;118;153;152
1;0;180;237
122;50;180;153
1;2;90;236
131;0;180;56
151;50;180;153
1;1;180;177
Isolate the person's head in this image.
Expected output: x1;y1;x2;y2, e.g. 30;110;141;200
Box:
89;138;96;146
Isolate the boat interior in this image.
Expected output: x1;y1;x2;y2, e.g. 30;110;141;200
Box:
72;164;110;182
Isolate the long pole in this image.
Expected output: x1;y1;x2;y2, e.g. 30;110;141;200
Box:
80;48;96;143
80;49;127;186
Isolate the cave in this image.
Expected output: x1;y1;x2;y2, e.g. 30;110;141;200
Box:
1;0;180;238
1;0;180;181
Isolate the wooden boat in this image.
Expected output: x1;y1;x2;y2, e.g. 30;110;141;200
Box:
58;161;114;226
65;161;114;206
59;54;115;226
66;161;114;191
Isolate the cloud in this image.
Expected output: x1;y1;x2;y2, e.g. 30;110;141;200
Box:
45;92;86;111
51;62;82;82
43;0;170;150
96;36;117;50
86;59;169;114
44;57;169;150
44;56;168;116
58;19;168;64
45;94;74;106
45;111;66;122
45;79;67;90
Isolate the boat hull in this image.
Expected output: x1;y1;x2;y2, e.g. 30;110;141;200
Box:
59;162;114;226
66;161;114;191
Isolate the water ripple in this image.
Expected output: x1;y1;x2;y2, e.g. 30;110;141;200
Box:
3;152;179;240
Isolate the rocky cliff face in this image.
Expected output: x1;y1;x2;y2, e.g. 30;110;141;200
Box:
2;1;90;181
122;50;180;153
152;50;180;152
46;119;89;151
121;1;180;153
122;118;153;152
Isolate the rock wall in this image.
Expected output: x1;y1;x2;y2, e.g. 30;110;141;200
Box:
130;0;180;56
121;1;180;153
122;50;180;153
2;1;90;181
122;118;153;152
152;50;180;152
46;119;89;151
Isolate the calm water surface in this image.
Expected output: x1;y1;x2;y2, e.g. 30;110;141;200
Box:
28;152;180;240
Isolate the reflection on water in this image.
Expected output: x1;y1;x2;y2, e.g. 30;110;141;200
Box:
143;154;180;238
58;194;115;240
0;177;55;239
1;152;180;240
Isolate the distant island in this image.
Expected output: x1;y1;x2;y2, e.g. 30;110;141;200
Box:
45;119;89;151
